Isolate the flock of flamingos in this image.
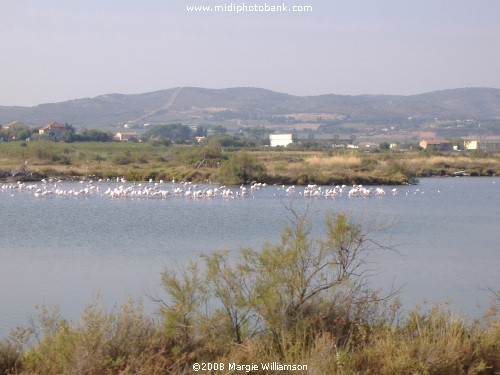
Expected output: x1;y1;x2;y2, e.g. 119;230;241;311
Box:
0;177;407;200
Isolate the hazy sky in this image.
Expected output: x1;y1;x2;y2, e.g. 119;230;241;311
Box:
1;0;499;106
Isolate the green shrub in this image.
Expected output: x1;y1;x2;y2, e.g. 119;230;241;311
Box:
58;156;72;165
201;140;223;159
160;211;397;355
360;157;378;171
217;153;267;184
123;170;143;181
113;151;133;165
50;154;61;162
0;339;22;374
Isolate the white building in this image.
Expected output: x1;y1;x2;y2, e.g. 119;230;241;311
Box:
269;133;296;147
464;140;479;150
114;132;138;141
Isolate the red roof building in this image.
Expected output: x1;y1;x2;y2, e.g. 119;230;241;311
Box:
4;121;28;129
39;122;67;137
419;140;452;150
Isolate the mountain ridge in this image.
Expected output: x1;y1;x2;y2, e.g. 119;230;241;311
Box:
0;87;499;130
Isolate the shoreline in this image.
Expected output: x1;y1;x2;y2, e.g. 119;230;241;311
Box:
1;166;497;185
1;166;498;185
0;141;498;185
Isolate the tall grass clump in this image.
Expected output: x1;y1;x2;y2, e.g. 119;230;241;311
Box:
304;155;362;169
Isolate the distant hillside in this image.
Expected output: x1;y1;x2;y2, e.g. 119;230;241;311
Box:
0;87;499;132
0;88;179;129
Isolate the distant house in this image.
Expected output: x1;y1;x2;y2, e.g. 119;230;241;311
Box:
419;140;452;151
39;122;67;138
464;141;479;150
4;121;28;130
270;133;297;147
114;132;138;142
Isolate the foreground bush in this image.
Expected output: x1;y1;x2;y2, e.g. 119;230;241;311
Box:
0;212;498;374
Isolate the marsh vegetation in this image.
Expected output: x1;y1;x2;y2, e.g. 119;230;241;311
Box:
0;140;498;185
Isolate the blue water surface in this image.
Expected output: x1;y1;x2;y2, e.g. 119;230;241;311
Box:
0;177;498;337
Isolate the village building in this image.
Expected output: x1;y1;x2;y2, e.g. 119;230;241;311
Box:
114;132;138;142
3;121;28;130
39;122;67;138
269;133;297;147
464;140;479;150
419;140;452;151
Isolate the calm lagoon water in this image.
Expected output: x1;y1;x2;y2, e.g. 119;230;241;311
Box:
1;177;499;337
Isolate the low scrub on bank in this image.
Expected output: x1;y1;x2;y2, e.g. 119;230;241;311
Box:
0;141;499;184
0;211;498;374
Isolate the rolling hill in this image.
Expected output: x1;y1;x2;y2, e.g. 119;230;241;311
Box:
0;87;499;132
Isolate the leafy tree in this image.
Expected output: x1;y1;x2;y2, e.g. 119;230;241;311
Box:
201;139;223;159
147;136;173;146
214;135;256;148
194;125;207;137
0;126;38;141
78;129;113;142
243;126;268;140
379;142;390;150
144;124;192;140
211;125;228;134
